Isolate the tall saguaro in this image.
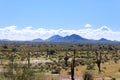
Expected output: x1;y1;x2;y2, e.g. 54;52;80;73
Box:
27;52;31;68
71;49;76;80
95;51;101;73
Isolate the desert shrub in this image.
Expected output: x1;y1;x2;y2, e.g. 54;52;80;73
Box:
3;45;8;49
112;77;116;80
17;66;35;80
47;49;55;55
103;67;107;70
11;47;18;52
118;68;120;72
51;68;60;74
86;63;95;70
83;71;93;80
4;63;35;80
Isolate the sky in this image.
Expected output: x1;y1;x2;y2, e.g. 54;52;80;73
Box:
0;0;120;41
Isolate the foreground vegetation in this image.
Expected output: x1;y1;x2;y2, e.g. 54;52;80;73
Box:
0;43;120;80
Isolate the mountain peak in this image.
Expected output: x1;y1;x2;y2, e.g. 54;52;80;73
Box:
60;34;87;43
32;38;43;42
52;35;62;38
70;34;80;37
99;38;109;41
65;34;85;40
47;35;63;41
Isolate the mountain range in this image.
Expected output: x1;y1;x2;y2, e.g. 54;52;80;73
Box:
32;34;119;44
0;34;119;44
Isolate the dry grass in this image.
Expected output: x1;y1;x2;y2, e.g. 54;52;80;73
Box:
60;60;120;79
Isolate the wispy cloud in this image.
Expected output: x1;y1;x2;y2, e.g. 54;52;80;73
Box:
0;25;120;41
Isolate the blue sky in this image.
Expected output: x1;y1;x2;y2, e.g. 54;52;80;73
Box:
0;0;120;30
0;0;120;40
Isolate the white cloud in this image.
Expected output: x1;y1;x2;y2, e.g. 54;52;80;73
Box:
85;24;92;28
0;25;120;41
96;26;112;31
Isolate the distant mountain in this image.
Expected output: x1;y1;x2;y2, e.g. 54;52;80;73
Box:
21;34;120;44
97;38;113;43
46;35;63;41
64;34;86;40
45;34;89;43
98;38;110;41
0;39;10;42
44;34;119;44
1;39;10;41
32;38;43;42
60;34;88;43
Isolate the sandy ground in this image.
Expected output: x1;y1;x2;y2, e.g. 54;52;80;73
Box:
22;59;53;64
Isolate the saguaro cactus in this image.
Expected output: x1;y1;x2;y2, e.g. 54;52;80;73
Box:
71;49;76;80
95;51;101;73
27;52;30;68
